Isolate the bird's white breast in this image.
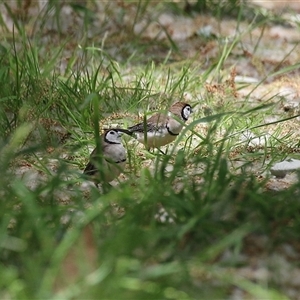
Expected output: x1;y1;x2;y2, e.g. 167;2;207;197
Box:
135;127;178;148
102;144;126;182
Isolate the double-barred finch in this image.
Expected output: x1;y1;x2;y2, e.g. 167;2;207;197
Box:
125;101;192;150
83;129;127;185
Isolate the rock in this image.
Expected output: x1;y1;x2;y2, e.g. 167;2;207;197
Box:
234;75;259;83
265;174;298;191
241;130;269;147
270;158;300;178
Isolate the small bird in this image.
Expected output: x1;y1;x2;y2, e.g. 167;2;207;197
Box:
83;129;126;185
126;101;192;150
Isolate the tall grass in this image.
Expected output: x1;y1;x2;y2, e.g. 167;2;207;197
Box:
1;1;300;299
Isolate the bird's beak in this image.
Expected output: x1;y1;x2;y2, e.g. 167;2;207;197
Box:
117;131;123;138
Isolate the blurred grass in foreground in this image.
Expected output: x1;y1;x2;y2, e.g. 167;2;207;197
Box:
1;1;300;299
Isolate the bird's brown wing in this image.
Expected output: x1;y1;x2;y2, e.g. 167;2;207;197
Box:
128;113;169;133
83;148;99;175
84;143;123;176
83;161;97;176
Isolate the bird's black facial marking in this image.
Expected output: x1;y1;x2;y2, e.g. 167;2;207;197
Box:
181;105;192;121
166;124;179;136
